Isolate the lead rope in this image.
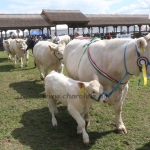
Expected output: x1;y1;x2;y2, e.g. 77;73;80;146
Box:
78;39;131;101
78;37;101;68
54;51;63;61
100;40;131;99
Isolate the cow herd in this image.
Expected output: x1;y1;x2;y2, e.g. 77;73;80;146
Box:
3;33;150;145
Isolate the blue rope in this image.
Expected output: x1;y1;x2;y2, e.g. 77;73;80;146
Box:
124;41;132;75
102;41;131;99
79;40;131;101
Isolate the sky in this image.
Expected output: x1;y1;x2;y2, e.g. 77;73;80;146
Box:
0;0;150;15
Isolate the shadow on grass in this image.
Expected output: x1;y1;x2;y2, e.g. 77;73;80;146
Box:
136;142;150;150
0;57;8;63
9;80;44;99
11;66;37;72
12;107;115;150
0;64;16;72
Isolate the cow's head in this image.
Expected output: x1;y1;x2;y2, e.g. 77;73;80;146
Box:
49;42;66;62
136;33;150;76
4;40;10;48
16;39;27;53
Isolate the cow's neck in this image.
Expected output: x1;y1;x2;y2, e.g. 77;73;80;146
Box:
99;40;140;83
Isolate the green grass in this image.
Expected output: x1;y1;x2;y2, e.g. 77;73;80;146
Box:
0;50;150;150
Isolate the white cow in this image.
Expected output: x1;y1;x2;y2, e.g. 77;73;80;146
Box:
52;35;71;45
3;38;13;60
45;71;106;145
63;34;150;134
33;41;66;80
9;39;28;67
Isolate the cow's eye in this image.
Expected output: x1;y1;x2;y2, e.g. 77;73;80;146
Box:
92;91;95;94
57;52;60;55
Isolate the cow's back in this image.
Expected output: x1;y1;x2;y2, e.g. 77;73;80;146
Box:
59;35;71;44
64;39;92;79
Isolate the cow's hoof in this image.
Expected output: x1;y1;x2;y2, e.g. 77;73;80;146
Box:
40;77;44;80
117;127;127;134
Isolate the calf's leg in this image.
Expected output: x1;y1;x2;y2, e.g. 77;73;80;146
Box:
84;112;90;128
47;97;58;126
68;104;89;145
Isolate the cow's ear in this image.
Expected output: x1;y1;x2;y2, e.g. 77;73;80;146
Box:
60;40;66;46
16;39;19;43
49;45;56;52
137;38;147;53
92;73;99;82
144;33;150;41
49;45;54;52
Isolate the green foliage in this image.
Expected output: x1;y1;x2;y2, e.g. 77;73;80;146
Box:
0;51;150;150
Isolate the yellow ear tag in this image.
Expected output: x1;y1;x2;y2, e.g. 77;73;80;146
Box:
80;87;86;94
140;48;144;53
142;64;147;85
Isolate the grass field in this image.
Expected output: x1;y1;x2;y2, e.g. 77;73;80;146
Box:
0;50;150;150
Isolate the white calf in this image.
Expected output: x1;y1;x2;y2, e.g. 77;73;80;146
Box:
45;71;106;145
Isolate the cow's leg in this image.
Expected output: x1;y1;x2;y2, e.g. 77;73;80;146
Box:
19;57;23;68
57;64;64;73
114;85;128;134
6;51;11;60
47;97;58;126
25;52;29;67
44;67;48;77
14;55;17;65
68;104;89;145
36;65;44;80
8;54;11;60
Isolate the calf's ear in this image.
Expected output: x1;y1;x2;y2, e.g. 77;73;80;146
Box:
77;82;87;94
77;82;85;88
92;73;99;82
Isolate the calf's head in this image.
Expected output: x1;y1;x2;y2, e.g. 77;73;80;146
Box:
77;73;107;103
